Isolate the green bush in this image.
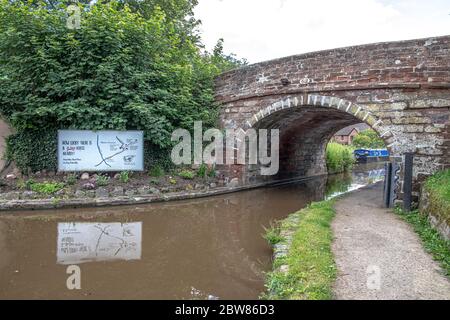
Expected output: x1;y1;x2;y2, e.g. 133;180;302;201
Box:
6;130;57;173
326;142;355;174
0;1;245;173
178;170;195;180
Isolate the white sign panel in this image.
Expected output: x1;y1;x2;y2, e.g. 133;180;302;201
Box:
58;130;144;171
57;222;142;265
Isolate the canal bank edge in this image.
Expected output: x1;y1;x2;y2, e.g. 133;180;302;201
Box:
0;175;325;211
263;198;337;300
264;182;450;300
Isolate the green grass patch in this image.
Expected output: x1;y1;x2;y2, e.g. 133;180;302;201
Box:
424;169;450;226
263;199;337;300
263;222;284;245
395;207;450;277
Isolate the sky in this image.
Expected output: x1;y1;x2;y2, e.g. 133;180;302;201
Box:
194;0;450;63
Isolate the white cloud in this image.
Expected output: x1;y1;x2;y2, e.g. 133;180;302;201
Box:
195;0;450;63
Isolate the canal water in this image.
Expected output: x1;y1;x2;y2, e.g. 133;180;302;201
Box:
0;163;385;299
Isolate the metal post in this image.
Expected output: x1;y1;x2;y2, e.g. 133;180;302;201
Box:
383;162;392;208
403;153;414;212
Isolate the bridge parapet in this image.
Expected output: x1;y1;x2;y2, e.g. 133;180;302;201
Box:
215;36;450;200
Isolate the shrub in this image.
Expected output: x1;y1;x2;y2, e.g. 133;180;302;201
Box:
6;130;57;173
0;1;244;173
178;170;195;180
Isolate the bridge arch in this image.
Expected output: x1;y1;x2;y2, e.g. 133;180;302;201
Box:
215;36;450;197
238;94;393;182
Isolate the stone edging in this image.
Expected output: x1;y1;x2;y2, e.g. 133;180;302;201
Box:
0;175;324;212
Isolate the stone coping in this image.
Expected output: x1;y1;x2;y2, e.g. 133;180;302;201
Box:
0;175;324;212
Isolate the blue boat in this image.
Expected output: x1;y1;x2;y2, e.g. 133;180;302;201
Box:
354;149;389;163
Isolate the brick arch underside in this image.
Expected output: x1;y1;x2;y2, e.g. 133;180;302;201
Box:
246;106;382;183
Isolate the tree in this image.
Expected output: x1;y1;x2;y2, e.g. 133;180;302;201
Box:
0;0;245;171
352;129;385;149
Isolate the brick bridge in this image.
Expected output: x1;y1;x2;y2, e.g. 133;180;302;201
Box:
214;36;450;198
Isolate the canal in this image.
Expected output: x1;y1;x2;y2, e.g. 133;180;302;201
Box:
0;163;385;299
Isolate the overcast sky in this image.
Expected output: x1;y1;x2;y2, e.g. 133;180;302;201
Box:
194;0;450;63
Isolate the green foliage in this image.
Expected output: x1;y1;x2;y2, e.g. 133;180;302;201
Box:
395;207;450;277
326;142;355;174
207;165;216;178
178;169;195;180
65;174;77;186
149;178;160;185
263;222;284;245
149;164;165;177
119;171;130;183
424;169;450;226
6;130;57;173
96;175;109;187
169;178;177;184
263;200;337;300
197;163;207;178
30;181;65;194
352;129;385;149
0;1;244;172
17;178;35;190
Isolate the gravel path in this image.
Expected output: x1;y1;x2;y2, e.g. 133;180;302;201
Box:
332;182;450;300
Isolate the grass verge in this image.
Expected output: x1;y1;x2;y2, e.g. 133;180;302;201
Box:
263;199;337;300
423;169;450;227
394;207;450;277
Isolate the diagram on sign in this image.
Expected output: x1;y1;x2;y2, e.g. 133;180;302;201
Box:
57;222;142;265
95;134;139;168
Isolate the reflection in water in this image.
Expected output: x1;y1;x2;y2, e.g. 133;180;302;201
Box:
57;222;142;265
325;164;385;199
0;163;385;299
